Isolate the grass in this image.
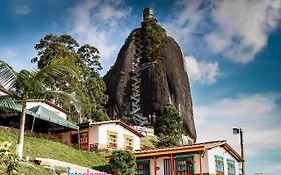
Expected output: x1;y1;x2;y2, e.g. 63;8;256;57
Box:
17;162;54;175
0;125;107;168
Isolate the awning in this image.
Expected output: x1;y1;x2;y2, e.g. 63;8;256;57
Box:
8;104;78;130
28;105;78;130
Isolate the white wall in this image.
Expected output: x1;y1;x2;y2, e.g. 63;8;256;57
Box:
89;125;99;144
26;101;67;119
138;147;240;175
194;153;209;174
207;147;240;175
96;123;141;150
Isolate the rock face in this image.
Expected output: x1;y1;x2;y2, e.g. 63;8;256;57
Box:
104;9;197;142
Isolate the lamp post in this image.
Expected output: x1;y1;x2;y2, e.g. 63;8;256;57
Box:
233;127;245;175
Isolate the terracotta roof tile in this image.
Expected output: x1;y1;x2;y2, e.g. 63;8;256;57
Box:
90;119;144;137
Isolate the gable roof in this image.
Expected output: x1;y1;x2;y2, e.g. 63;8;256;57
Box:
90;120;144;137
134;140;243;162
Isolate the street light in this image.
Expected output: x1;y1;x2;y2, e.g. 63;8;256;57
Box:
233;127;245;175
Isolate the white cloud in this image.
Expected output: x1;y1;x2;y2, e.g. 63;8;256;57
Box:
0;47;36;71
194;93;281;174
67;0;132;64
164;0;281;64
204;33;231;54
263;164;281;174
185;56;220;85
15;5;31;15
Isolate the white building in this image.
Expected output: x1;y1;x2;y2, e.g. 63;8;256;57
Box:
134;140;243;175
0;87;77;130
59;120;144;151
26;99;68;119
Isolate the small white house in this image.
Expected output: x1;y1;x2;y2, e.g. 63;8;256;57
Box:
134;140;243;175
26;99;68;120
59;120;144;151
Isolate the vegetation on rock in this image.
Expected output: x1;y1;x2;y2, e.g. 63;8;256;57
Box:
141;18;166;62
140;135;159;150
155;104;183;147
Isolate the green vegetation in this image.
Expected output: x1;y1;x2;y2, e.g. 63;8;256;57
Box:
0;126;107;168
141;18;166;61
0;59;80;158
31;34;109;122
154;104;183;147
0;140;19;175
108;150;136;175
140;135;159;150
17;163;53;175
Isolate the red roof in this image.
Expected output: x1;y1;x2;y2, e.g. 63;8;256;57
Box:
90;120;144;137
135;140;243;162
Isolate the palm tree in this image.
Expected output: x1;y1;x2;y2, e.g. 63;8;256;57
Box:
0;59;80;159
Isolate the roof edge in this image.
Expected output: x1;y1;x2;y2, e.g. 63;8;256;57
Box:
27;99;70;115
90;119;144;137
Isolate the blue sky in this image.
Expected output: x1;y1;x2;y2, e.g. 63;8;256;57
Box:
0;0;281;174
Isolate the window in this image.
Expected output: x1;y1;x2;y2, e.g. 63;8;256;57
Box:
227;159;236;175
107;131;118;149
79;131;89;150
215;156;224;175
175;157;194;175
136;160;150;175
124;134;134;150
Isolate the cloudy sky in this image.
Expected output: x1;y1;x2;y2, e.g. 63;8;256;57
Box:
0;0;281;174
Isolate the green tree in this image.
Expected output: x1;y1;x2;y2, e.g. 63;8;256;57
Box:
31;34;108;122
0;59;79;159
154;104;183;147
108;150;136;175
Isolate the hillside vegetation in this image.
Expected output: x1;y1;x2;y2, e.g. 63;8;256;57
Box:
0;126;107;168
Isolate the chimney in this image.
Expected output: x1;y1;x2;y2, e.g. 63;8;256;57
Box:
143;8;154;21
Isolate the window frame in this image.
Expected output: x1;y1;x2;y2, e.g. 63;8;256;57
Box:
124;134;134;150
107;131;118;149
214;155;225;175
136;159;150;175
175;156;194;174
227;159;236;175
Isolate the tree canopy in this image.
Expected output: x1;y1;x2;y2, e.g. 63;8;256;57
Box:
0;59;80;159
31;34;109;122
154;104;184;147
108;150;136;175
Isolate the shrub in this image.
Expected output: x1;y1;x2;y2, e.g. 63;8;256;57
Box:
157;134;181;148
108;150;136;175
0;141;19;175
141;135;159;150
154;104;184;147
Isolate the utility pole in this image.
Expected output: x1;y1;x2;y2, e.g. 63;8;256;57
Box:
240;128;245;175
233;127;245;175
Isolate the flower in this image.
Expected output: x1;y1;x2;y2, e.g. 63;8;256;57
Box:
0;141;12;151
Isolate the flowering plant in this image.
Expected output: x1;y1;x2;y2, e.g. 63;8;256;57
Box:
0;141;19;175
0;141;12;152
